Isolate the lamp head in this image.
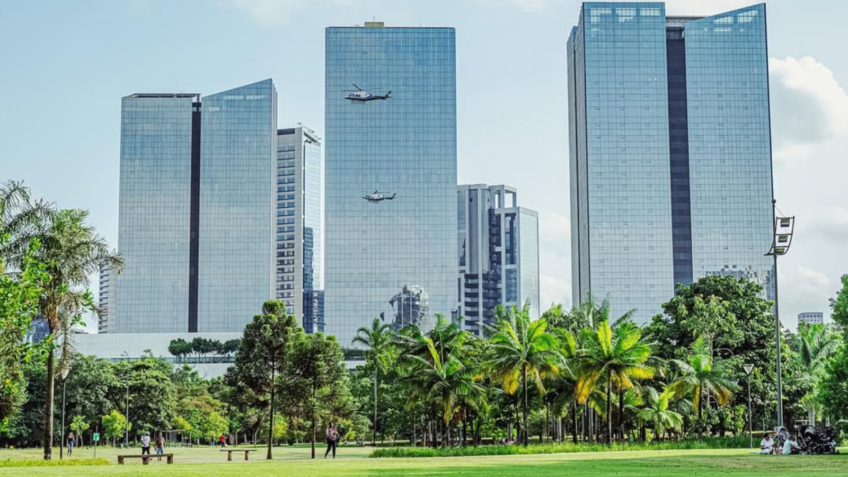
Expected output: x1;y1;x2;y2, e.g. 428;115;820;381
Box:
743;364;754;376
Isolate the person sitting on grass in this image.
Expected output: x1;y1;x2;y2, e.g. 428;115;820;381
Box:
760;434;774;455
782;434;799;455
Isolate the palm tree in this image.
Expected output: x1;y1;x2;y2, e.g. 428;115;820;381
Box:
352;317;394;446
575;319;654;444
1;202;122;460
792;324;839;423
405;337;485;446
638;387;683;440
487;303;563;446
669;337;738;435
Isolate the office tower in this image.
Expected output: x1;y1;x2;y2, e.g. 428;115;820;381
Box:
114;79;276;333
457;184;540;334
798;312;824;327
276;126;324;332
98;264;113;333
325;22;458;345
567;3;775;324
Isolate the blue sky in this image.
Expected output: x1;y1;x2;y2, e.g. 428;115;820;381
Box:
2;0;846;330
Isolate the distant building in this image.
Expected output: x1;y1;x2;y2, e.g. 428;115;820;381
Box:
324;22;458;345
798;312;824;327
567;3;776;323
275;127;323;331
25;317;49;344
457;184;540;334
98;264;113;333
389;285;431;333
113;80;277;334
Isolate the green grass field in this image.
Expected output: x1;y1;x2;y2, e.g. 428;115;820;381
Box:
1;445;847;476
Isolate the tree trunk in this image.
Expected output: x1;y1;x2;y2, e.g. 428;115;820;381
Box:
267;367;275;460
373;367;378;447
412;408;416;447
697;388;703;438
310;384;316;459
618;389;625;442
43;347;55;460
606;374;612;445
522;365;529;447
572;399;578;444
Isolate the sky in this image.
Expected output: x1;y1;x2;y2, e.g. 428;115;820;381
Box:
1;0;846;331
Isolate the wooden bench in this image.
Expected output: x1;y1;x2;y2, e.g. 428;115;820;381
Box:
117;453;174;465
221;448;258;461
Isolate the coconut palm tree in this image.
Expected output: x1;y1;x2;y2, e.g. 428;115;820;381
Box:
669;337;738;435
638;386;683;440
352;317;394;446
575;319;655;444
1;202;122;460
487;303;564;446
792;324;839;423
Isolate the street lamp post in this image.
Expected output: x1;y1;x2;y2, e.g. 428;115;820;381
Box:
744;364;754;449
125;383;130;447
59;368;70;459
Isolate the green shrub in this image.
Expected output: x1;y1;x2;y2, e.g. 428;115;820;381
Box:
0;458;109;467
371;437;750;458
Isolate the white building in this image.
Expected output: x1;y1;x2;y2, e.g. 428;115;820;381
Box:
798;312;824;327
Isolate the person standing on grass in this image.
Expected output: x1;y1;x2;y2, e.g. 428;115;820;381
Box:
66;431;74;456
141;432;151;456
155;432;165;461
324;423;339;459
220;433;227;448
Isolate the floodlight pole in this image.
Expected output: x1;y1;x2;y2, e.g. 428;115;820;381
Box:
772;200;783;429
744;364;754;449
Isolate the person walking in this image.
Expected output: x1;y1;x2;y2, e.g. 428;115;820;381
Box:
155;432;165;461
141;432;151;456
219;433;227;448
324;423;339;459
66;431;74;457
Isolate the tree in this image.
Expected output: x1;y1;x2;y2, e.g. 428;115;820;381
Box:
1;189;123;460
487;303;563;446
639;387;682;440
284;332;352;458
229;301;296;460
830;275;848;329
575;319;654;444
0;236;48;432
669;338;739;434
645;276;777;430
352;317;393;446
69;415;89;446
168;339;193;363
818;343;848;424
111;358;176;436
101;410;128;447
790;324;839;423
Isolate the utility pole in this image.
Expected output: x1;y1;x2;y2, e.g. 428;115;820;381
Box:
59;369;69;459
744;364;754;449
125;383;130;447
766;200;794;429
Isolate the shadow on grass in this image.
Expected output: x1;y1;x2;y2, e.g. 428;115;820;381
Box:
359;454;848;477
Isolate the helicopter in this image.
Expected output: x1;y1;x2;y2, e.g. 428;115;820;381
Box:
363;191;397;203
345;84;392;102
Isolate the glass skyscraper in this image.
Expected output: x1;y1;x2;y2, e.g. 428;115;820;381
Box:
325;22;458;346
568;3;775;324
114;80;277;333
276;126;323;333
457;184;540;334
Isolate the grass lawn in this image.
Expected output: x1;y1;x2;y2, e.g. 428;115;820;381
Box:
1;446;847;476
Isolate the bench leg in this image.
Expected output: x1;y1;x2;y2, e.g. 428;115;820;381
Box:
118;457;124;465
245;452;249;461
168;455;173;464
143;457;149;465
228;452;232;462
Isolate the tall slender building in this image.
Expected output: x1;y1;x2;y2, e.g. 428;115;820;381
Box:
114;79;277;333
457;184;540;334
276;126;324;333
324;22;458;345
568;3;775;323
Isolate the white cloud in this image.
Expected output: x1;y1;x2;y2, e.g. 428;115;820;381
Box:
540;274;571;311
779;265;834;326
770;56;848;163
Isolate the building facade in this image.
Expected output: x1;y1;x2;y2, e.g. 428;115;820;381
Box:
457;184;540;334
114;80;277;334
276;126;324;332
568;3;775;324
798;312;824;327
98;264;113;333
324;22;458;346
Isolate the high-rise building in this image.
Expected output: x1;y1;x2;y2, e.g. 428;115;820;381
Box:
113;80;277;334
98;264;113;333
457;184;540;334
798;312;824;327
325;22;458;346
275;126;323;332
567;3;775;324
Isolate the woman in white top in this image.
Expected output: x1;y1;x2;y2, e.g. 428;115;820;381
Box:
759;434;774;454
